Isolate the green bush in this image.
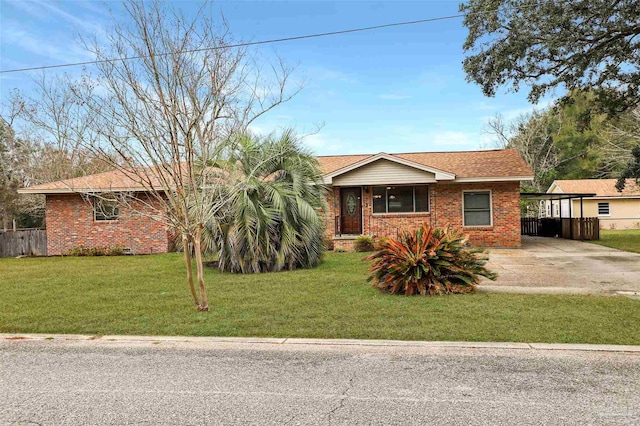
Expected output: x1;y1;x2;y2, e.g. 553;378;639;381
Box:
202;131;327;273
324;237;335;251
364;225;496;296
353;235;374;252
67;245;125;256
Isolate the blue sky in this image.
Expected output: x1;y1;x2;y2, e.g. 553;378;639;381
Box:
0;0;556;155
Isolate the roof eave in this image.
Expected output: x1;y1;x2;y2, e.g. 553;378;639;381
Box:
17;187;157;194
452;176;534;183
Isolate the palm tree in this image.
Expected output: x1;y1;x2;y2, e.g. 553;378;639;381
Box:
202;130;328;273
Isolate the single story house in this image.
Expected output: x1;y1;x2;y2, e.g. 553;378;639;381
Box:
19;148;533;255
545;179;640;230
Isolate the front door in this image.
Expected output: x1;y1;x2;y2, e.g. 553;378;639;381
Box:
340;187;362;235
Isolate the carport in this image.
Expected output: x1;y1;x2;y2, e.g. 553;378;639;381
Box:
520;192;600;240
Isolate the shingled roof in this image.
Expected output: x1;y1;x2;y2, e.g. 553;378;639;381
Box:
550;179;640;197
19;148;533;194
317;148;532;179
18;167;168;194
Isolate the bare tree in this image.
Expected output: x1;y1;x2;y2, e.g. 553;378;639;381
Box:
485;112;561;192
45;0;298;311
600;108;640;174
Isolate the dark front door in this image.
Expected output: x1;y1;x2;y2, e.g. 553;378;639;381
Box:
340;187;362;235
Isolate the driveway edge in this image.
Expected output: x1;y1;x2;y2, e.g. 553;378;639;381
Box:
1;333;639;353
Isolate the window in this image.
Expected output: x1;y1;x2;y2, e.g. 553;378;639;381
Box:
372;186;429;214
93;198;119;221
597;202;610;216
463;191;492;226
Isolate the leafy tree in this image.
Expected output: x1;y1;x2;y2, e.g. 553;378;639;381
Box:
461;0;640;114
612;109;640;190
203;131;327;273
616;146;640;191
488;91;638;196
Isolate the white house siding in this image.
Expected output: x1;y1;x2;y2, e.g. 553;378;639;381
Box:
332;159;436;186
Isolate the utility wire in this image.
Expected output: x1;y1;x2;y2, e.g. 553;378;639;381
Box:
0;2;547;75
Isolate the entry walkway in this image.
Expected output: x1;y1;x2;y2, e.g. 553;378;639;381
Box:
481;236;640;294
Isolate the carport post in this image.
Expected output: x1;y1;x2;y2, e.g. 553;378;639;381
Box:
580;197;584;240
558;197;563;237
569;197;573;239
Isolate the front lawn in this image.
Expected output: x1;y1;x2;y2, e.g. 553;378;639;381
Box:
591;229;640;253
1;252;638;344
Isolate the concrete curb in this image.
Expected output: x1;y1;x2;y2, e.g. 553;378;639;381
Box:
476;285;600;295
1;333;639;353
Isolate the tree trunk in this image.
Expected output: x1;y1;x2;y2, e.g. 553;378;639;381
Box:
193;225;209;312
182;233;200;308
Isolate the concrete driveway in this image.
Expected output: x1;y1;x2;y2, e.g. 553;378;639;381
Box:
481;236;640;294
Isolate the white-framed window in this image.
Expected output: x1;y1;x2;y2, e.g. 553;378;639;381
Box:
93;198;119;221
463;190;492;227
597;202;610;216
372;185;429;214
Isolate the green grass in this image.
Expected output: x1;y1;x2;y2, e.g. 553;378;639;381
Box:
1;252;638;344
591;229;640;253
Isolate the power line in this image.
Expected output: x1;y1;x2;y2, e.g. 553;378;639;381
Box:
0;14;467;74
0;2;548;75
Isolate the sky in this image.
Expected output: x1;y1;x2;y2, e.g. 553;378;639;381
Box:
0;0;558;156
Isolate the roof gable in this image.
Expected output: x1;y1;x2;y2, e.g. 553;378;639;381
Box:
322;152;455;184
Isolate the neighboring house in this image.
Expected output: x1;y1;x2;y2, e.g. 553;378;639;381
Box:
19;148;533;255
18;170;171;256
545;179;640;230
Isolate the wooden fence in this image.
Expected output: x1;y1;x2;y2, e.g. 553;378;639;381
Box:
561;218;600;240
0;229;47;257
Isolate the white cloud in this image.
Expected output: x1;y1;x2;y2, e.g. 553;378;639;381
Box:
477;101;498;111
33;0;103;34
417;71;448;91
378;93;412;101
1;21;94;63
499;98;556;121
387;126;495;151
301;133;344;154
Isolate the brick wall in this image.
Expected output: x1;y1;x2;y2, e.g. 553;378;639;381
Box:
432;182;521;247
325;181;522;249
45;193;171;255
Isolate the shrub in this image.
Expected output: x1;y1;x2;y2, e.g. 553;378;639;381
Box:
324;237;335;251
354;235;374;252
202;131;327;273
67;245;125;256
335;248;347;253
363;225;496;296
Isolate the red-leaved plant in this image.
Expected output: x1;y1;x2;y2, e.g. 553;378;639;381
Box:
364;225;497;295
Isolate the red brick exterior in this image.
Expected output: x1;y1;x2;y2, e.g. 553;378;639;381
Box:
45;193;171;256
327;182;521;250
43;181;521;255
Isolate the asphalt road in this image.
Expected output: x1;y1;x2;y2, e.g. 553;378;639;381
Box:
1;339;639;425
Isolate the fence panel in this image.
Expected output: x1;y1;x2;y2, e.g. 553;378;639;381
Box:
0;229;47;257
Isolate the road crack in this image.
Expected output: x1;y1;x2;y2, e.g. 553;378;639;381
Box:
325;371;356;424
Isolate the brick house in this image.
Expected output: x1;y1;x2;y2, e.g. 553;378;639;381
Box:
318;149;532;250
18;170;172;256
19;148;533;255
